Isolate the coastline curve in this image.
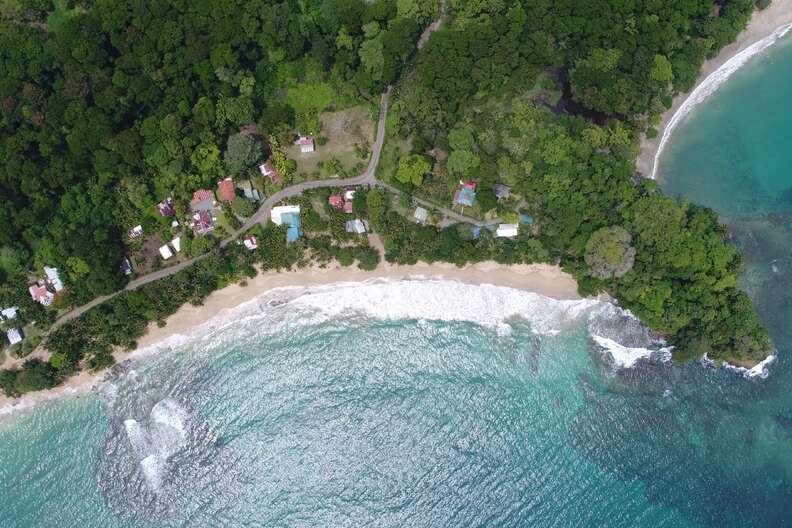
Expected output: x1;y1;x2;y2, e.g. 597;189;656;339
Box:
650;21;792;180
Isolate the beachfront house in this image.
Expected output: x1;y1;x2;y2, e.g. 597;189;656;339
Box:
6;327;23;345
297;136;315;154
496;223;519;238
454;181;477;207
258;161;283;185
191;189;215;212
216;177;236;203
271;205;303;243
29;284;54;306
414;207;429;224
159;244;173;260
157;197;175;217
44;266;64;292
243;235;259;250
345;219;367;234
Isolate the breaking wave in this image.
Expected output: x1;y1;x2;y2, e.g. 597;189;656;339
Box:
651;22;792;179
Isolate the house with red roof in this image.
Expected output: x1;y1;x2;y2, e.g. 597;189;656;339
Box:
297;136;315;154
191;189;215;212
258;161;283;184
343;200;353;214
216;177;236;203
157;197;175;217
328;194;344;209
29;284;54;306
192;210;214;234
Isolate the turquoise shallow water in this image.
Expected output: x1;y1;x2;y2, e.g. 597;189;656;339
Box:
4;34;792;527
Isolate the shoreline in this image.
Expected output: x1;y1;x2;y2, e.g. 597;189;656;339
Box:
637;2;792;179
0;260;582;415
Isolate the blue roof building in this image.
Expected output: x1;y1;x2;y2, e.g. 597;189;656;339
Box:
471;226;481;238
453;182;477;207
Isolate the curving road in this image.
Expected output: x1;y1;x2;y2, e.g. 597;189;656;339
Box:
51;1;484;329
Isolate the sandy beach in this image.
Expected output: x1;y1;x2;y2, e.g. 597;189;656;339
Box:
637;1;792;179
0;259;581;414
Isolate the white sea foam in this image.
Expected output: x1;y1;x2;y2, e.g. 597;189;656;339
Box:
590;335;671;369
724;353;777;379
651;22;792;179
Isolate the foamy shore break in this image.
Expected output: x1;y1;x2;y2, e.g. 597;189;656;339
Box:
638;2;792;179
0;262;582;414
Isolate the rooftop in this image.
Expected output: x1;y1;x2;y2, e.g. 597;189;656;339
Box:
217;177;236;202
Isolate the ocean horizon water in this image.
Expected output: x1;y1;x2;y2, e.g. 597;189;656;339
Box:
4;33;792;528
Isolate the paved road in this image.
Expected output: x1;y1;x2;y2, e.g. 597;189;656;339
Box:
51;2;482;330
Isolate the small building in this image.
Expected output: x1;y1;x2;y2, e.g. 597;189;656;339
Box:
271;205;303;243
493;184;511;200
29;284;54;306
237;179;261;201
271;205;301;226
344;189;356;202
159;244;173;260
128;225;144;239
297;136;315;154
343;200;353;214
345;219;367;234
170;237;181;253
157;197;175;217
258;162;283;184
192;210;214;234
414;207;428;224
171;219;180;228
471;226;481;239
120;257;133;276
6;328;23;345
243;235;258;250
191;189;215;212
328;194;344;209
453;181;477;207
0;306;18;320
216;177;236;203
44;266;64;291
496;223;519;238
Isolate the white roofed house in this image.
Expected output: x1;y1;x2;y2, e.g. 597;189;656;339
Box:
495;223;519;238
345;219;367;234
43;266;65;291
159;244;173;260
297;136;315;154
0;306;18;320
243;235;258;250
170;237;182;253
414;207;428;224
6;327;23;345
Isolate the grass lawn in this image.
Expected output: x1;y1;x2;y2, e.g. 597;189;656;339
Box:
287;105;375;180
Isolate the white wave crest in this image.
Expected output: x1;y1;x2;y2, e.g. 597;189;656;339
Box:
725;353;777;379
651;22;792;179
591;335;671;369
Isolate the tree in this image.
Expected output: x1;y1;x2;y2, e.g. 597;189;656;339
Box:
447;150;480;175
584;226;636;279
232;197;256;218
224;133;262;174
650;55;674;83
395;154;431;185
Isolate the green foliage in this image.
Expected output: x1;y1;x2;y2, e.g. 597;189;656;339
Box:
232;197;256;218
584;226;636;279
224;133;263;174
395;154;431;186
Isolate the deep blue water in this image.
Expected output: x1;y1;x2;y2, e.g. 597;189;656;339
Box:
3;33;792;528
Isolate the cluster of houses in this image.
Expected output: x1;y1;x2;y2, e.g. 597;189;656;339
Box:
329;188;369;234
0;306;22;346
28;266;65;306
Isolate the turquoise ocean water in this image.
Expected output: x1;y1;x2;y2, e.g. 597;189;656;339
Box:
4;34;792;527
